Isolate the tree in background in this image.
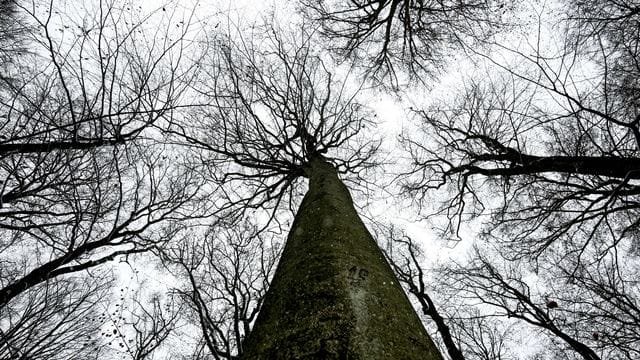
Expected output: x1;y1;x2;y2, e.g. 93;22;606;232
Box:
396;1;640;358
164;220;281;359
0;271;113;359
301;0;506;83
382;229;516;360
0;1;207;358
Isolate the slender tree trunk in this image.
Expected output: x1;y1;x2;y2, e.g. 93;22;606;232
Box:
241;156;443;359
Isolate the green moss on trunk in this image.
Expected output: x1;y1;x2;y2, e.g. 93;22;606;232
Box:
241;157;443;359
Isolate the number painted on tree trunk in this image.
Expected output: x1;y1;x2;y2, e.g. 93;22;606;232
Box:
348;266;369;286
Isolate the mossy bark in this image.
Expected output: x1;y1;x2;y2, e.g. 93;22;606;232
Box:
240;156;443;359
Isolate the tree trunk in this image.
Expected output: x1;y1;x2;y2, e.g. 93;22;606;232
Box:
241;156;443;359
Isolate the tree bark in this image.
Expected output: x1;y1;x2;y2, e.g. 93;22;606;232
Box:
241;156;443;359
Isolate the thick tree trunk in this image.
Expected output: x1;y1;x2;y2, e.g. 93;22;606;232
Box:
241;156;443;359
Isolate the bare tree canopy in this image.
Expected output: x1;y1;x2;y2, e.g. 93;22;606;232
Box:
1;0;639;359
395;1;640;359
0;1;207;358
166;23;381;220
301;0;507;83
